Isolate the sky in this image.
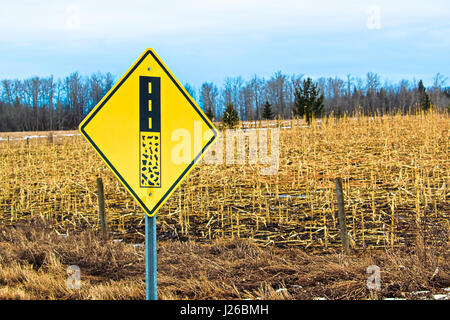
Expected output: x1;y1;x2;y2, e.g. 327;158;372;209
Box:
0;0;449;88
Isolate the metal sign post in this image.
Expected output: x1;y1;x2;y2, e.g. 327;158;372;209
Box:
79;48;218;300
145;214;157;300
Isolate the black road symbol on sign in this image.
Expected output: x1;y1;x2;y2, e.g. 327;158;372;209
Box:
139;76;161;188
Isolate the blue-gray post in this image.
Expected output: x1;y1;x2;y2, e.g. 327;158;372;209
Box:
145;214;157;300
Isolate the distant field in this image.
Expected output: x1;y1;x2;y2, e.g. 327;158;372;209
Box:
0;130;79;140
0;112;448;252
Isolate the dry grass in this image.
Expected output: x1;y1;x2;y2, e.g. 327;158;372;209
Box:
0;112;448;251
0;111;449;299
0;218;448;300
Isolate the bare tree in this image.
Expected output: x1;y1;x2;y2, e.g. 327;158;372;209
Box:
266;71;288;118
200;82;219;120
248;75;265;120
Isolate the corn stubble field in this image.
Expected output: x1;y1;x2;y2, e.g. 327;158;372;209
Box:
0;111;449;299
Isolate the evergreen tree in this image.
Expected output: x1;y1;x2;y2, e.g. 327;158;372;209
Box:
262;101;274;120
418;80;431;111
294;78;324;124
223;103;239;128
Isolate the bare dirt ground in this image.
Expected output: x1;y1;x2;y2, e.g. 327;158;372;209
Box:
0;218;448;300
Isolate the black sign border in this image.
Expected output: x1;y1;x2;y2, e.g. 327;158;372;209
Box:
80;49;218;217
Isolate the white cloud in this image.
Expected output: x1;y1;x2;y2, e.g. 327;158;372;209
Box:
0;0;448;43
0;0;448;84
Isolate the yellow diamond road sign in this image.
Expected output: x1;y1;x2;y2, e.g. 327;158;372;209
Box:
79;48;218;217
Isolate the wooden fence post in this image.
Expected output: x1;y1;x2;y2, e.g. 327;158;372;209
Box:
97;177;108;237
335;177;350;254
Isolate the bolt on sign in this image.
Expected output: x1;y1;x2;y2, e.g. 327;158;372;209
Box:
79;49;218;217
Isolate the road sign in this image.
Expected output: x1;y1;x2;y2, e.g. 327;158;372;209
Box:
79;48;218;217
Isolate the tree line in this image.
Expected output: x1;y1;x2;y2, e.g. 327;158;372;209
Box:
0;72;114;132
1;71;449;132
193;72;450;123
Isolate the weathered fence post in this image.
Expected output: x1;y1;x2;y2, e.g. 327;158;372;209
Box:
335;177;350;254
48;133;53;144
96;177;108;237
